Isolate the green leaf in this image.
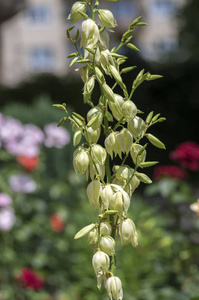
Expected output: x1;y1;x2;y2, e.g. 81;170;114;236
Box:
146;133;166;149
105;210;118;215
105;111;114;122
73;112;85;121
74;223;96;239
58;117;68;127
135;172;152;184
73;130;82;147
87;113;100;127
126;43;140;52
69;57;79;68
139;161;159;168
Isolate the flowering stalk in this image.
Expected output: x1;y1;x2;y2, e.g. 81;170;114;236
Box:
54;0;165;298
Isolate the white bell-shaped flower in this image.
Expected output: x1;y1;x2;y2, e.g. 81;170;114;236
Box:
92;250;110;289
105;276;123;300
119;218;138;247
87;180;101;209
100;222;112;236
73;147;89;175
100;235;115;256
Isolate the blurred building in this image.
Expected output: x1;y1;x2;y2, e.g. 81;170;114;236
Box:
0;0;68;86
0;0;187;86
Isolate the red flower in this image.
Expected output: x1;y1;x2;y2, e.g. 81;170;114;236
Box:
154;165;188;181
15;268;44;291
17;155;39;171
50;213;65;232
170;142;199;171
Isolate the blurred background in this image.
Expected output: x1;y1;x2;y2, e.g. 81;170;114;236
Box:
0;0;199;299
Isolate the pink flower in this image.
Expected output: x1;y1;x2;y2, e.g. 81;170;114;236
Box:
15;268;44;291
170;142;199;171
154;165;188;181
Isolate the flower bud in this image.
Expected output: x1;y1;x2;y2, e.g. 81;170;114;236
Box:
115;166;132;181
119;218;138;247
87;227;98;245
87;106;103;130
83;76;95;103
68;1;87;23
131;144;146;165
100;184;114;209
108;94;125;121
88;159;105;181
105;276;123;300
98;9;117;28
92;250;110;289
100;222;112;236
87;180;101;209
122;100;137;121
102;83;115;102
109;65;122;84
130;176;140;193
85;127;101;144
79;66;89;83
128;116;146;138
73;147;89;175
100;235;115;256
146;133;166;149
91;144;107;166
109;189;130;216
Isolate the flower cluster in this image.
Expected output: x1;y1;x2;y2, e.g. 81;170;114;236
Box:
56;0;165;298
0;193;15;231
170;141;199;171
0;113;71;232
154;165;188;181
15;268;44;291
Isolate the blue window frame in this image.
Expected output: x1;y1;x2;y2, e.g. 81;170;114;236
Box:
29;48;54;72
149;0;176;17
26;6;51;24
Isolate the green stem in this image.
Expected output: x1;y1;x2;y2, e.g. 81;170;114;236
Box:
113;117;124;131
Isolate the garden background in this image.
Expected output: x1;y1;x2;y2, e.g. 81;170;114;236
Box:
0;0;199;299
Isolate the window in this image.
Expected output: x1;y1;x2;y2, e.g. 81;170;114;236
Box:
28;48;54;72
25;6;51;25
149;0;176;17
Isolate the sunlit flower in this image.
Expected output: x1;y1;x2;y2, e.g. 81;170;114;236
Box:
105;276;123;300
190;199;199;217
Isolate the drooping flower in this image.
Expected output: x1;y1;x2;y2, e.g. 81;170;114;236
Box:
119;218;138;247
154;165;188;181
92;250;110;289
170;141;199;171
15;268;44;290
105;276;123;300
50;213;65;232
